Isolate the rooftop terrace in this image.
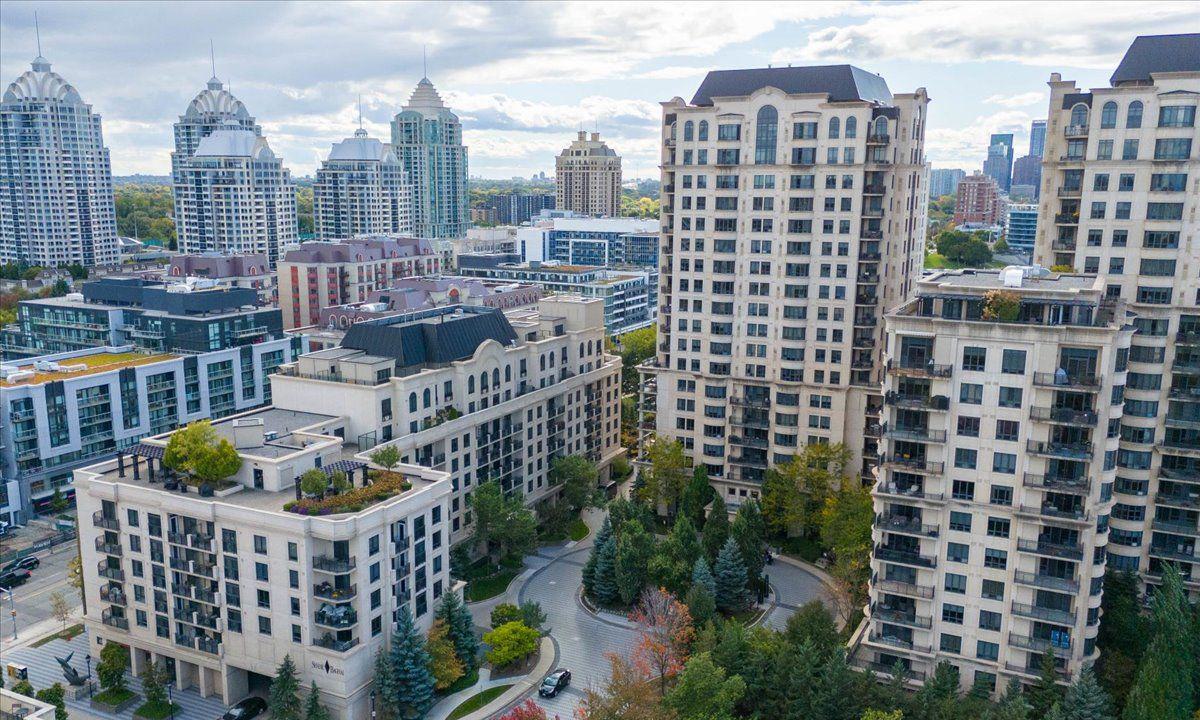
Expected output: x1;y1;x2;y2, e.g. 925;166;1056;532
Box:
1;350;176;387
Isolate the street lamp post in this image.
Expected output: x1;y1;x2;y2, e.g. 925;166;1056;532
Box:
3;588;16;641
167;682;175;720
84;654;93;697
370;689;376;720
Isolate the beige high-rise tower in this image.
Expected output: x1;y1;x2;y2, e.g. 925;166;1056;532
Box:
639;65;929;505
556;131;622;217
1034;33;1200;601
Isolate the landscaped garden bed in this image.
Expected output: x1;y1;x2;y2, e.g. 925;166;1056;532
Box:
284;470;411;515
445;685;512;720
91;688;139;714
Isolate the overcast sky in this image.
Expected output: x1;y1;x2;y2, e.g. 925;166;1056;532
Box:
1;1;1195;179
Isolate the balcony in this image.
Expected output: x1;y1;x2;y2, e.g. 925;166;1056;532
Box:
101;609;129;630
1148;544;1198;563
314;635;360;652
877;514;939;537
1023;473;1090;494
872;606;932;629
313;583;358;602
868;632;931;655
862;207;885;219
730;395;771;409
92;512;119;531
1012;601;1077;626
1018;504;1089;524
1153;491;1200;510
875;578;935;599
1177;330;1200;346
885;426;947;444
1033;371;1099;391
888;359;953;378
880;456;945;474
1054;213;1079;225
874;544;937;568
1013;570;1079;594
864;660;927;681
874;481;943;503
1030;406;1098;426
168;557;217;578
885;393;949;411
315;609;358;630
864;183;887;195
867;133;890;144
100;585;127;606
1064;124;1089;137
313;555;357;574
172;583;218;605
729;435;769;449
168;532;215;552
95;538;122;556
1151;518;1200;536
1168;386;1200;402
1026;440;1092;460
1057;186;1082;198
1009;632;1072;657
97;564;125;581
1051;240;1077;251
1017;538;1084;561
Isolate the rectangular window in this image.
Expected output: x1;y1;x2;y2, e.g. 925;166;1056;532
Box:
945;573;967;594
957;416;980;437
949;512;972;532
942;604;965;624
976;641;999;661
992;452;1017;474
987;518;1011;539
960;383;983;405
947;542;969;563
984;548;1008;570
979;610;1002;631
1001;349;1026;375
258;616;271;636
981;579;1005;601
962;347;986;372
995;420;1020;442
955;448;977;469
998;387;1022;408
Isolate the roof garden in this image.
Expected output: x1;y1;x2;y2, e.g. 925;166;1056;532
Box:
0;351;176;387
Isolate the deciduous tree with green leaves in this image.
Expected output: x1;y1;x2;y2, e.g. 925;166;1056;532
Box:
640;436;689;515
97;641;130;694
819;481;873;619
663;652;745;720
370;445;400;472
469;481;537;563
680;466;713;528
761;443;847;537
162;420;242;486
425;619;465;691
483;621;540;668
615;519;655;605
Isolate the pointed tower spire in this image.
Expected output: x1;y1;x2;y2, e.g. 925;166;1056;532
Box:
358;94;363;129
422;45;428;80
35;12;42;56
210;39;216;77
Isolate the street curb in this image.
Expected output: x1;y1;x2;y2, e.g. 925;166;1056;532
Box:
455;636;557;720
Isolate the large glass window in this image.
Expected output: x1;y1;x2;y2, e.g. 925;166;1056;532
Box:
755;106;778;164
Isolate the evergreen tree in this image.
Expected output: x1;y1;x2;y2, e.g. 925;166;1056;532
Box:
986;678;1032;720
590;532;619;605
372;650;394;720
692;557;716;597
1029;651;1064;720
614;520;654;605
703;497;730;561
813;648;864;720
269;655;303;720
1123;565;1196;720
783;600;840;657
670;514;702;568
713;536;750;612
1045;669;1114;720
434;590;479;671
680;466;713;527
385;605;435;719
304;682;331;720
731;500;767;590
914;661;961;720
685;583;716;625
582;517;613;598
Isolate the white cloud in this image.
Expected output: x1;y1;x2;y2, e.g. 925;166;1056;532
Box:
925;110;1035;171
983;92;1046;109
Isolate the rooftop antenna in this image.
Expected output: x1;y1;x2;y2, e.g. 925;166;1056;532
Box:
210;39;216;78
34;11;42;56
422;45;428;79
358;94;363;129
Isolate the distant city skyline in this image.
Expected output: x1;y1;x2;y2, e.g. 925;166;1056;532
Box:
1;1;1195;178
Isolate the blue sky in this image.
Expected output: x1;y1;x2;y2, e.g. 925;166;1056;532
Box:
2;1;1195;179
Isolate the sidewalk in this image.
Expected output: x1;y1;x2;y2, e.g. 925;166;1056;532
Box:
2;603;85;651
425;636;556;720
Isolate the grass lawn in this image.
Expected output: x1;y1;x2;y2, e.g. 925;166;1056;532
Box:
568;518;590;541
32;623;84;648
441;666;480;696
775;535;824;563
445;685;512;720
135;701;182;720
924;252;1006;270
94;688;137;706
465;568;519;602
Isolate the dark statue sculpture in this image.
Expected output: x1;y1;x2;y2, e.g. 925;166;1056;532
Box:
54;651;87;686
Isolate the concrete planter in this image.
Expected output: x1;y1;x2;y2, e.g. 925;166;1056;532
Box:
90;691;140;714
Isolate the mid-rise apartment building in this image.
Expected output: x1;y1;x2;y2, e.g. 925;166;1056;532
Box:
857;268;1134;692
1005;204;1038;255
166;253;274;300
929;169;965;199
954;173;1006;226
174;128;298;265
518;216;658;267
1034;33;1200;599
269;297;624;543
555;131;622;218
313;129;413;240
390;78;469;240
278;237;440;329
75;407;451;720
0;54;118;267
476;193;556;226
641;65;929;502
458;261;657;336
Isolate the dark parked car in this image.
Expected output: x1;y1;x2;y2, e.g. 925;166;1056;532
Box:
1;556;39;574
220;697;267;720
538;668;572;698
0;569;32;590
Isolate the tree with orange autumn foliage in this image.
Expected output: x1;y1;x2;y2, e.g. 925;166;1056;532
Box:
574;653;669;720
628;586;695;695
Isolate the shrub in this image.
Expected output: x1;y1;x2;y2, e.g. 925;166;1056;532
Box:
300;469;327;497
982;289;1021;322
287;471;410;515
98;641;130;692
490;603;523;629
483;621;540;668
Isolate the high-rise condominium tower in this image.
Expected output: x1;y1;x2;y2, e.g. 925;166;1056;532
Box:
174;128;297;266
640;65;929;504
858;268;1133;692
1029;120;1047;159
171;75;261;231
314;128;413;239
1035;33;1200;601
391;78;469;239
983;133;1015;192
0;54;118;267
556;131;622;217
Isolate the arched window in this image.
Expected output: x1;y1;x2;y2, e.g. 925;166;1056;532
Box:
845;116;857;138
697;120;709;141
539;355;546;371
683;121;694;142
1069;104;1089;129
1127;101;1143;129
873;116;888;137
1100;101;1117;129
408;393;417;413
579;342;585;358
422;388;431;408
491;368;499;387
468;376;475;393
828;117;840;139
505;365;511;382
479;372;488;391
755;105;778;164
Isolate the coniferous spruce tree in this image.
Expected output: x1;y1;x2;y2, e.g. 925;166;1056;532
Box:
581;516;612;598
372;649;395;720
692;556;717;597
986;678;1032;720
1029;651;1064;719
268;655;303;720
1122;565;1195;720
1044;668;1114;720
386;605;435;719
590;532;619;606
713;536;750;612
304;681;331;720
434;590;478;671
703;497;731;561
